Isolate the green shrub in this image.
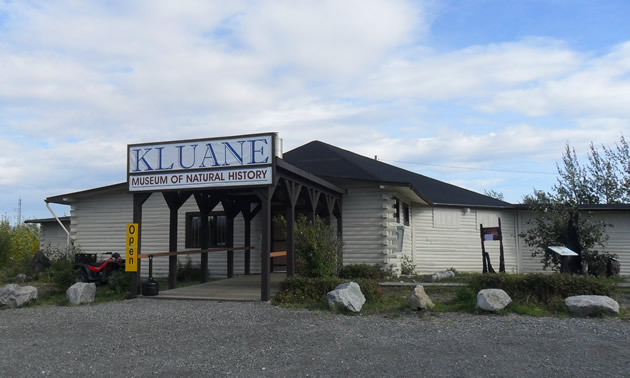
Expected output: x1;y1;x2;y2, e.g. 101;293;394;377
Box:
47;256;76;291
177;257;201;281
295;215;342;278
107;271;131;294
274;276;382;305
584;251;617;277
400;255;416;275
470;273;616;304
339;264;386;280
41;244;79;291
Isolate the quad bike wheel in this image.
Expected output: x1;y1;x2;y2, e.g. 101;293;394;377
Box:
74;268;89;283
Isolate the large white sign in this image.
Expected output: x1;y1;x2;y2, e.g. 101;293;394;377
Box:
127;133;274;191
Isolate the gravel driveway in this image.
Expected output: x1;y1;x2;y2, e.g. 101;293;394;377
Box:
1;299;629;377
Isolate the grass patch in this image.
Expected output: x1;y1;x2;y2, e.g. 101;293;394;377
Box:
1;275;206;310
273;273;627;318
385;272;475;284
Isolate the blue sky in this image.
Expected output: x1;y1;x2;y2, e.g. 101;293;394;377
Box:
1;0;629;222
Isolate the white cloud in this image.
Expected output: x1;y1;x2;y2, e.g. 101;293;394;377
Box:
238;0;421;78
0;1;629;218
350;39;580;100
482;42;630;116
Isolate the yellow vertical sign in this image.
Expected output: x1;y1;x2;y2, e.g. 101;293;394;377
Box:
125;223;138;272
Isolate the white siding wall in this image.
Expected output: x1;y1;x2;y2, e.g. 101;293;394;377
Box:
40;221;70;251
600;212;630;276
412;206;519;274
519;210;630;276
341;184;388;266
71;189;262;278
70;190;132;258
516;211;543;273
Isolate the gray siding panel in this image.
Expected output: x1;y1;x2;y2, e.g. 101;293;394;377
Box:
412;206;519;274
519;211;630;276
40;221;70;251
341;185;387;266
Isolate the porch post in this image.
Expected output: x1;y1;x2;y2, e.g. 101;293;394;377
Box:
255;187;272;301
284;180;302;277
221;197;239;278
163;192;191;290
194;193;210;283
242;202;261;275
335;198;343;269
167;198;178;290
130;192;151;298
307;188;321;223
244;216;251;275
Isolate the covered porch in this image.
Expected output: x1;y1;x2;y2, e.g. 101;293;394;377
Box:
145;274;286;301
128;136;345;302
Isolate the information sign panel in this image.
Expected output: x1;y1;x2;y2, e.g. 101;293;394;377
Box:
125;223;139;272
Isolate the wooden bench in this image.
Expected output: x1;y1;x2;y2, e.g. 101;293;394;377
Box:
270;250;287;272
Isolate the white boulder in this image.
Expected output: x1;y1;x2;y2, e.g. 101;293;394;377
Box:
476;289;512;312
327;282;366;313
431;270;455;282
66;282;97;305
408;285;434;310
0;284;38;308
565;295;619;316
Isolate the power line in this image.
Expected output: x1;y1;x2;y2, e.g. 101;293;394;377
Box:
381;159;557;175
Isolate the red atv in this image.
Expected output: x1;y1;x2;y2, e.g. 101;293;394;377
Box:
74;252;124;285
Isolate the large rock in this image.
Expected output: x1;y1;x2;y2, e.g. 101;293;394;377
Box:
0;284;38;308
408;285;434;310
476;289;512;312
66;282;97;305
565;295;619;316
327;282;366;313
431;270;455;282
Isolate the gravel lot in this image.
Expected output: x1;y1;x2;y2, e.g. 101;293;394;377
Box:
1;299;629;377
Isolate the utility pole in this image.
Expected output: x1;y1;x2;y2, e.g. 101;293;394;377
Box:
17;197;22;224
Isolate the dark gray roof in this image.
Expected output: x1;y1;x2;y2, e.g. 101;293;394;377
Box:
283;140;513;208
513;203;630;211
25;216;71;224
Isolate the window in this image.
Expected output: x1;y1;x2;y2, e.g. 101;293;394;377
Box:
393;197;410;226
185;212;227;248
402;203;410;226
433;208;460;228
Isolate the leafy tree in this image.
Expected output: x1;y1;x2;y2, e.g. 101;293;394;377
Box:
521;136;627;275
0;217;40;278
483;189;504;201
586;135;630;203
521;190;608;273
0;217;11;266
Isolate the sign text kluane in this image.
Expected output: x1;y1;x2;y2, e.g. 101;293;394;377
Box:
127;134;274;191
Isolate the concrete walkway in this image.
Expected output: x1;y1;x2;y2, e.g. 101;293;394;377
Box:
142;273;286;301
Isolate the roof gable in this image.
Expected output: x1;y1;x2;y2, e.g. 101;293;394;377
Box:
283;140;513;208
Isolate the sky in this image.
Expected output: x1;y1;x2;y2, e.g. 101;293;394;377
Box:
1;0;629;223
